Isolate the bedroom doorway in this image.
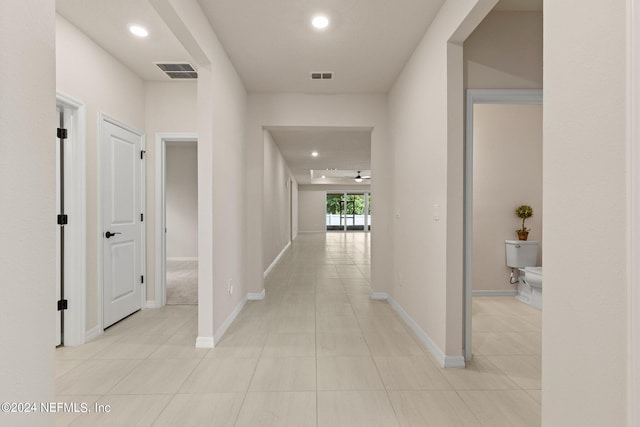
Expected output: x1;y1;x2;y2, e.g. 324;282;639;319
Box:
155;133;198;306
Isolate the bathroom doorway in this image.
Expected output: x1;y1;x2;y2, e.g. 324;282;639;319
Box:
464;89;543;360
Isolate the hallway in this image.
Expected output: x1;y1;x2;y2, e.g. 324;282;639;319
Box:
55;233;540;426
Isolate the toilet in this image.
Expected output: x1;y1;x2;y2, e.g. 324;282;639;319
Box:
518;266;543;310
505;240;542;310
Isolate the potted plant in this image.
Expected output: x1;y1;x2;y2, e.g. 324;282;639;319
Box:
515;205;533;240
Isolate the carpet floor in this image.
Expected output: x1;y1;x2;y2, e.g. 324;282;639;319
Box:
166;260;197;305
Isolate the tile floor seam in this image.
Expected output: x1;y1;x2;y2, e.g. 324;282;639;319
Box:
148;356;208;424
453;389;486;426
345;276;403;426
313;267;320;427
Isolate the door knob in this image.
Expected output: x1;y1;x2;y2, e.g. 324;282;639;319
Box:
105;231;122;238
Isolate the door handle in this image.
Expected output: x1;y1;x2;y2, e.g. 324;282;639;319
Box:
105;231;122;239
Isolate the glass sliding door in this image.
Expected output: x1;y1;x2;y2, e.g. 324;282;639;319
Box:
345;194;365;230
326;193;344;231
326;192;371;232
366;193;371;231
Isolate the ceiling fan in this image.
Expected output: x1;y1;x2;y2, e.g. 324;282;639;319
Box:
355;171;371;183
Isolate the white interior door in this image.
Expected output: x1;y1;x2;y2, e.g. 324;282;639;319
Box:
101;117;143;328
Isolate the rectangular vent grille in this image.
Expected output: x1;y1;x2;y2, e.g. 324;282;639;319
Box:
155;63;198;79
310;72;333;80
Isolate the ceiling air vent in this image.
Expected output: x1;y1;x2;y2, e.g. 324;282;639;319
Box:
310;71;334;80
155;63;198;79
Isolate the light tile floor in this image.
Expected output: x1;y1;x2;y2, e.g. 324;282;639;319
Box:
55;232;541;426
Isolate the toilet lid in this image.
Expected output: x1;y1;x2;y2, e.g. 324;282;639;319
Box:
524;266;542;274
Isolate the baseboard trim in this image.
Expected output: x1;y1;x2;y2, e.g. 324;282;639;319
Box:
385;296;465;369
145;299;160;309
369;290;389;300
264;241;291;278
84;325;101;343
247;289;266;300
472;290;518;297
195;336;214;348
213;296;248;345
167;257;198;262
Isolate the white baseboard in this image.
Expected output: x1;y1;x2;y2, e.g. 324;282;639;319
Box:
247;289;266;300
264;241;291;278
369;290;389;300
167;257;198;262
213;296;248;345
84;325;101;343
195;336;214;348
383;295;465;369
472;290;518;297
145;299;160;309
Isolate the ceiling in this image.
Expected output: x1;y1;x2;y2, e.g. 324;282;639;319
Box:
197;0;446;94
55;0;542;185
56;0;195;81
268;127;371;186
493;0;543;11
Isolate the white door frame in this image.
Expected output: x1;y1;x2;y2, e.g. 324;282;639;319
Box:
154;133;198;308
98;113;146;330
629;0;640;422
55;93;86;346
464;89;543;360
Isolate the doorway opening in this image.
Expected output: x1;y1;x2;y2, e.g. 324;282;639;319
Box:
165;140;198;305
55;93;86;347
326;192;371;232
464;89;543;360
155;133;199;307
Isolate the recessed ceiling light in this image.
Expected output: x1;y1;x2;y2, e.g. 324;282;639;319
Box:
129;25;149;38
311;151;319;157
312;15;329;30
321;175;326;179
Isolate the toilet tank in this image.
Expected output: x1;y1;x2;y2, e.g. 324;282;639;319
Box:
505;240;538;268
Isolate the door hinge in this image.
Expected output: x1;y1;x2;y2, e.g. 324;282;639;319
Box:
140;150;146;159
57;299;68;311
140;213;144;222
57;214;68;225
57;128;68;139
141;275;144;284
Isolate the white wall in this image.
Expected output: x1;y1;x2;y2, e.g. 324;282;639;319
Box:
472;104;542;291
543;1;628;424
0;1;56;425
166;142;198;259
145;81;197;299
247;93;393;298
263;130;297;272
56;14;145;331
298;191;327;232
388;0;496;361
151;0;249;344
464;11;543;89
464;10;543;293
